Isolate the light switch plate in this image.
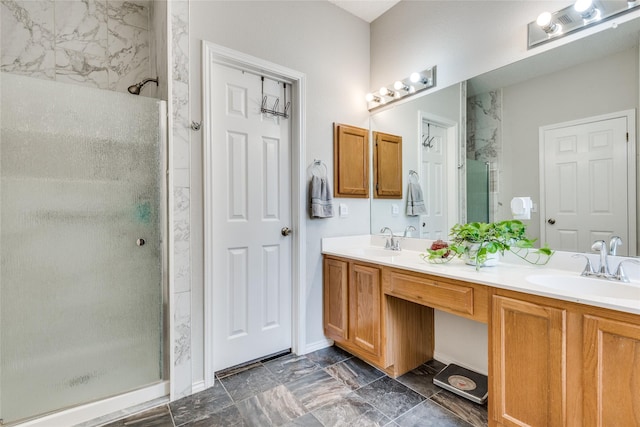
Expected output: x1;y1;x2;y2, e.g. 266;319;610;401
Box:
391;204;399;216
339;203;348;217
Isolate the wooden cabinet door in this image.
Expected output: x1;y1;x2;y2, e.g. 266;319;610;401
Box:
333;123;369;198
349;263;382;359
323;257;349;342
373;131;403;198
491;295;567;427
583;314;640;426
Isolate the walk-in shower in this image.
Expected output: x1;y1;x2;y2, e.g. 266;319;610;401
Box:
0;73;168;425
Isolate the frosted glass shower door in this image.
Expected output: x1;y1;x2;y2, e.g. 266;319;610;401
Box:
0;73;165;424
467;159;489;223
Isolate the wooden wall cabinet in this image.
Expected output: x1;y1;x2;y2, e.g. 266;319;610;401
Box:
333;123;369;198
373;131;403;199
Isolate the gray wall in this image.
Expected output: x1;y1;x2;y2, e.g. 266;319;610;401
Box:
188;0;371;385
500;46;639;241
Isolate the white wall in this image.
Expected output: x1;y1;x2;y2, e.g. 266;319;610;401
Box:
188;1;370;384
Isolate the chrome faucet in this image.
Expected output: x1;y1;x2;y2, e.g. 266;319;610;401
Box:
380;227;400;251
403;225;416;238
591;240;610;276
609;236;622;256
575;237;636;282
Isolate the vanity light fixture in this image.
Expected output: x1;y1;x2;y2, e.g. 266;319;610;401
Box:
528;0;639;48
366;66;437;111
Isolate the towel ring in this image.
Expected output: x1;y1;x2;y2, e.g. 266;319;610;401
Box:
311;160;328;178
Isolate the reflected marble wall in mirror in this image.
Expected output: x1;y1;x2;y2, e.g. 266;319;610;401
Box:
369;16;640;255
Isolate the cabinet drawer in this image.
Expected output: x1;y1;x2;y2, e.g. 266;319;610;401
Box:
383;269;488;323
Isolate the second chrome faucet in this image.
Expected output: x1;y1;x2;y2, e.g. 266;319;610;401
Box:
577;237;640;282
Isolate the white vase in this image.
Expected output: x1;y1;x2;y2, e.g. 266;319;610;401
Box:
463;243;500;267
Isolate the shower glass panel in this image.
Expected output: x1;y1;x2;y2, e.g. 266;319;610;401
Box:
466;159;489;223
0;73;165;424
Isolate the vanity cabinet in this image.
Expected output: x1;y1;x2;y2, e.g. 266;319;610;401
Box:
490;293;568;427
490;289;640;427
323;256;385;366
582;313;640;426
323;256;433;375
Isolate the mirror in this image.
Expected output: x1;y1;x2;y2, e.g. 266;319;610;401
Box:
370;16;640;255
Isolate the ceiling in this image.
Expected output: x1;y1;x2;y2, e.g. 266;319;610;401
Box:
328;0;401;23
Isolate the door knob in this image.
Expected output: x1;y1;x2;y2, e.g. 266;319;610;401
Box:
281;227;292;236
547;218;556;225
136;238;146;246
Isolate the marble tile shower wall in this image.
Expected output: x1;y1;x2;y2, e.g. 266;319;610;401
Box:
0;0;152;93
467;90;502;222
170;0;192;400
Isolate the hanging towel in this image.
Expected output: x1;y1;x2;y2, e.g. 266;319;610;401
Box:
406;181;427;216
310;175;334;218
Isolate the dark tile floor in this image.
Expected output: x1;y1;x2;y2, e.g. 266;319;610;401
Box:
102;346;488;427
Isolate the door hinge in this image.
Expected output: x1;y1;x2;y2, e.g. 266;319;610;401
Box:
627;132;629;142
376;183;379;191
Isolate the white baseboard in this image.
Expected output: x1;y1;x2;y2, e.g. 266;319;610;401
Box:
191;380;206;394
299;338;333;355
434;351;488;376
16;381;169;427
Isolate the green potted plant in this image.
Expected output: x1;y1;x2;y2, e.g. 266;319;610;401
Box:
424;220;554;270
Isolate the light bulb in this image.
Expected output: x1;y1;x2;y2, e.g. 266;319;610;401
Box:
379;87;391;97
536;12;552;27
394;80;407;91
365;93;375;102
409;72;421;83
574;0;592;13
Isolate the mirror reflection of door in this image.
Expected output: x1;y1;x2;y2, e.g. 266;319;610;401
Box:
420;121;449;239
541;111;636;255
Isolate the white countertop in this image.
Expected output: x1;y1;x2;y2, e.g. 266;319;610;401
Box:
321;235;640;315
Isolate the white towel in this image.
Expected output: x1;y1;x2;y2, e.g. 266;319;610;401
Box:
406;181;427;216
310;175;334;218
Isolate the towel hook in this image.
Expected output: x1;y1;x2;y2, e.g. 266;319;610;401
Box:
409;170;420;181
423;123;435;148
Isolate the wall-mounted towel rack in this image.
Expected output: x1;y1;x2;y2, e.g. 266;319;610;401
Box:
261;76;290;119
311;159;328;177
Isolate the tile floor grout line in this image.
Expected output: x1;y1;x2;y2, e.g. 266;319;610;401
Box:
427;393;480;427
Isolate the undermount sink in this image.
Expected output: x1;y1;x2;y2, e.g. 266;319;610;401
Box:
348;247;400;258
526;274;640;300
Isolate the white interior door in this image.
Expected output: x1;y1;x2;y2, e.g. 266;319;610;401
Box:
542;114;631;254
420;121;449;239
207;62;292;372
